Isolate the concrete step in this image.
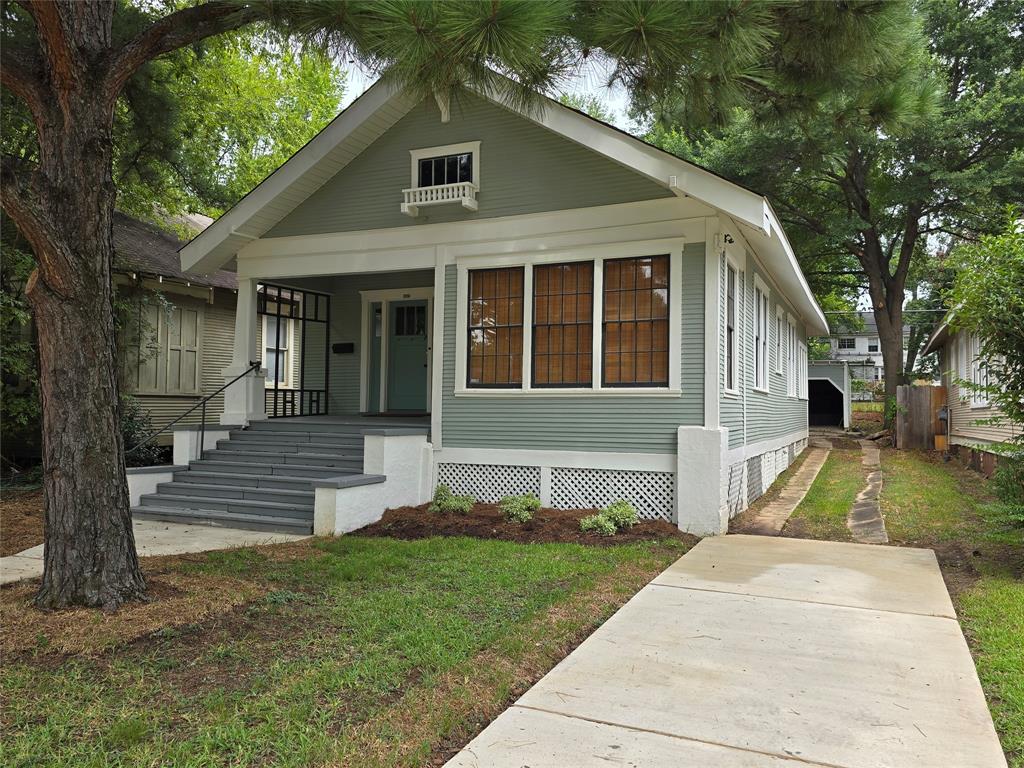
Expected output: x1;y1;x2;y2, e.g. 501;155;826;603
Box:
215;439;359;457
155;481;314;505
172;470;320;491
139;493;313;518
188;460;355;478
132;506;312;535
201;449;362;468
247;421;369;435
228;430;364;447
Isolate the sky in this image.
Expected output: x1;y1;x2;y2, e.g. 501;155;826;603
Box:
336;57;639;132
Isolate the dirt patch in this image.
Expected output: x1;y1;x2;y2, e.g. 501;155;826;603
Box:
357;503;696;547
0;489;44;556
0;570;262;658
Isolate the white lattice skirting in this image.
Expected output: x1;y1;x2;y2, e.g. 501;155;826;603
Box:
436;463;541;502
551;467;674;521
435;462;675;521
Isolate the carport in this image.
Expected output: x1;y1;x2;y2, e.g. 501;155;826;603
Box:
808;360;851;429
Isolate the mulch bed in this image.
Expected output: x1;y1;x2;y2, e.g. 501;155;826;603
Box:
0;489;45;557
358;503;697;547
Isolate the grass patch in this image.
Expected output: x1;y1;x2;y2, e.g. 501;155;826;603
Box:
959;578;1024;767
781;449;864;541
1;534;689;767
852;401;883;412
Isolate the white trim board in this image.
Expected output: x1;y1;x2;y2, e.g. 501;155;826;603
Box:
434;447;676;473
723;427;808;468
408;141;480;188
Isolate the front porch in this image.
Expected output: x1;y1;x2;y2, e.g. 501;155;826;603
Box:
219;269;438;426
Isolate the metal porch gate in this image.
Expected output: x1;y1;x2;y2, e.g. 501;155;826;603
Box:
257;283;330;417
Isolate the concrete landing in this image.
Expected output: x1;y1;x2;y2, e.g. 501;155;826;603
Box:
445;535;1005;768
0;521;308;585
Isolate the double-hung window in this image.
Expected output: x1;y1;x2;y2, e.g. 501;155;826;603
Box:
467;267;524;387
754;282;769;391
968;333;989;406
838;337;856;350
726;264;738;392
264;315;291;386
867;337;879;353
787;318;798;397
774;309;783;374
533;262;594;387
602;256;669;387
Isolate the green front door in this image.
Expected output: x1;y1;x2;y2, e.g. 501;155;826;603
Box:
386;300;428;412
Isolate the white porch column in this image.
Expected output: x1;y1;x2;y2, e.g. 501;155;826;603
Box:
220;277;266;425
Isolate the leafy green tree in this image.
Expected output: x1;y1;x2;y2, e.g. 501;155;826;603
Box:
0;0;920;609
647;0;1024;422
559;93;615;123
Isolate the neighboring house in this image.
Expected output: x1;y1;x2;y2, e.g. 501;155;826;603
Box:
827;311;909;384
161;81;826;536
113;212;237;443
922;318;1018;473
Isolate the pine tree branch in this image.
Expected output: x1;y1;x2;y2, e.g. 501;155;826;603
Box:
0;47;47;120
104;2;264;101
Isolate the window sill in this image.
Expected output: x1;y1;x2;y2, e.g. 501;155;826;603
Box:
723;389;739;398
454;387;682;398
752;385;770;395
970;402;990;410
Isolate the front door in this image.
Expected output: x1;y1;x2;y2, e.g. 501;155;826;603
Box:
386;300;428;412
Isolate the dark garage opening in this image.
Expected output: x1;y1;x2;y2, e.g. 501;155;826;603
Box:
808;379;844;427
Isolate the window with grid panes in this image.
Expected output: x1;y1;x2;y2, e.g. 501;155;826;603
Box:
532;262;594;387
467;267;524;387
602;255;669;387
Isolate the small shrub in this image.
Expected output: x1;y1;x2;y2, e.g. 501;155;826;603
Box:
579;513;617;536
603;499;639;530
499;493;541;523
428;484;474;514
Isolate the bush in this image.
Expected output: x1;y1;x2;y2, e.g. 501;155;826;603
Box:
988;452;1024;531
579;513;617;536
122;395;163;468
603;499;638;530
428;484;474;514
499;493;541;523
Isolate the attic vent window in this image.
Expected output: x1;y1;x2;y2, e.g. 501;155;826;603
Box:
403;141;480;217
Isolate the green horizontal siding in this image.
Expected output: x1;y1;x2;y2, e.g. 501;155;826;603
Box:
441;243;705;454
266;94;672;238
808;363;845;390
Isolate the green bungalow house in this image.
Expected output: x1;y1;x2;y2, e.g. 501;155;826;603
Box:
133;81;826;537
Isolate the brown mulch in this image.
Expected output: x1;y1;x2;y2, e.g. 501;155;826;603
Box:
0;489;45;557
358;503;696;547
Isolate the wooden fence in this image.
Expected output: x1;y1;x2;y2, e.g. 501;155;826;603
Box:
895;385;948;451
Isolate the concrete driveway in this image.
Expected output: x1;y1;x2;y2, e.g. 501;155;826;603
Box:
446;535;1006;768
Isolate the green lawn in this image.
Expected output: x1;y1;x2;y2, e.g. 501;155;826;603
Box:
0;534;689;767
852;401;884;412
783;446;1023;766
782;449;864;541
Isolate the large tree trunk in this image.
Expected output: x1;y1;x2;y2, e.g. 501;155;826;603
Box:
3;2;145;609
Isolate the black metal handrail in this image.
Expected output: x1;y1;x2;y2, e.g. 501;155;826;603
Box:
126;360;262;457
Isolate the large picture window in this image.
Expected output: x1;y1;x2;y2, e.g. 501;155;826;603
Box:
467;267;524;387
602;255;669;387
533;262;594;387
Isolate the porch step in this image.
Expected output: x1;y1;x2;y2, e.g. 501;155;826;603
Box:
155;481;314;506
131;505;312;535
172;470;322;491
215;439;358;456
201;449;363;469
246;420;372;435
138;493;313;518
228;430;363;446
189;460;357;478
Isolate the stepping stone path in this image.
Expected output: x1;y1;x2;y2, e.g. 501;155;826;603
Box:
847;439;889;543
741;443;831;535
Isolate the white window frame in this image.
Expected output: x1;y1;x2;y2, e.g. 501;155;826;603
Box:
409;141;481;190
262;314;294;389
724;254;741;396
787;314;798;398
838;337;856;350
452;239;684;396
867;337;880;353
753;275;770;393
968;332;989;408
774;306;783;375
798;341;808;399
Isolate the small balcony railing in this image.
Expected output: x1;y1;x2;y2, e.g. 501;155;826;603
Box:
401;181;478;217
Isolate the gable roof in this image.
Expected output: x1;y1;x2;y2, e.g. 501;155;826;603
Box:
114;212;235;290
179;79;827;334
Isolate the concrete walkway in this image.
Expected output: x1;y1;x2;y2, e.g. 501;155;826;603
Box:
446;535;1005;768
848;439;889;544
0;521;308;585
741;446;830;535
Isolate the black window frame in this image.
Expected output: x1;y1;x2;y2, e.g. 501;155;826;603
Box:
466;266;524;389
531;261;595;388
600;254;671;389
418;152;473;187
726;264;737;391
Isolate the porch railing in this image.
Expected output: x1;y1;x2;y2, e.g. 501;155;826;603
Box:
126;360;262;458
